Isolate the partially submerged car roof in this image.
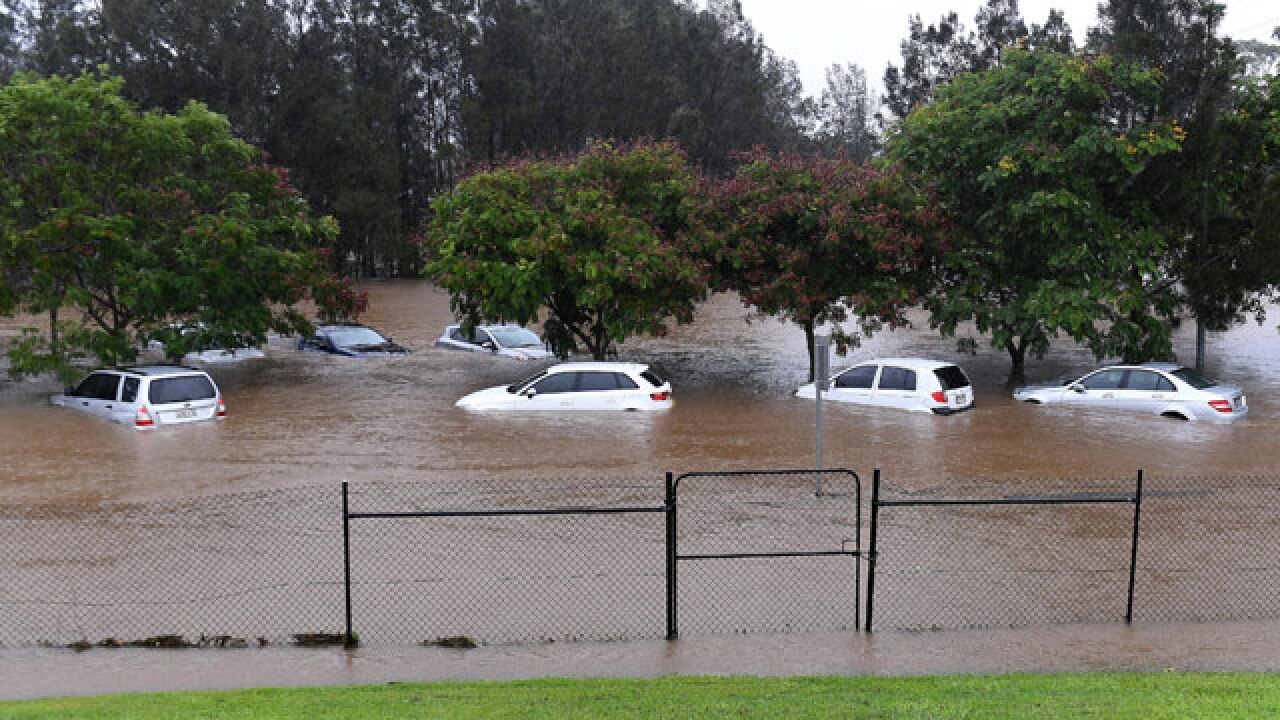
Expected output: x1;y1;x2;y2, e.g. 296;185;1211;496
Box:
114;365;205;376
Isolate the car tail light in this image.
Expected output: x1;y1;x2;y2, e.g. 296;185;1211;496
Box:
650;391;670;401
1208;400;1233;413
135;405;154;428
931;391;947;403
217;396;227;418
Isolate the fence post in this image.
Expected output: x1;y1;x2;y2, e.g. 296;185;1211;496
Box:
864;468;880;633
665;471;679;640
343;481;355;647
1125;469;1144;625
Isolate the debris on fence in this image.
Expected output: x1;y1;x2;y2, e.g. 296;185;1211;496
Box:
423;635;478;649
292;632;350;647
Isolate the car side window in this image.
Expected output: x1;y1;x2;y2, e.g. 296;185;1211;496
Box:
532;373;577;394
1081;369;1126;390
834;365;877;389
121;377;140;403
475;329;493;346
448;328;471;343
92;373;121;401
73;374;99;397
578;372;626;391
1126;370;1174;392
877;367;916;391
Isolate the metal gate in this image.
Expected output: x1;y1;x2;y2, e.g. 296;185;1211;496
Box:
667;469;862;638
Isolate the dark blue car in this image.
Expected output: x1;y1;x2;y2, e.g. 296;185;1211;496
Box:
297;323;409;357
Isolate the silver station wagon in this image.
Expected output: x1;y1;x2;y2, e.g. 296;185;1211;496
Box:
51;366;227;428
1013;362;1248;422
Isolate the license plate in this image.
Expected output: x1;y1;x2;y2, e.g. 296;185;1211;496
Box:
175;408;196;419
955;392;968;405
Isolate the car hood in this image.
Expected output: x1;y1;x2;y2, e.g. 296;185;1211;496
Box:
456;385;513;407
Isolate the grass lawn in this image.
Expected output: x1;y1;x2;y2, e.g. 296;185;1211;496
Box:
2;673;1279;719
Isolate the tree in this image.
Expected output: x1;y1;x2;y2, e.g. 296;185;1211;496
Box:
425;140;708;360
700;149;945;381
883;0;1075;122
0;71;358;377
887;49;1186;380
814;63;879;162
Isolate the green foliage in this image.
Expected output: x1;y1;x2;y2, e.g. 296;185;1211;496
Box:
6;673;1280;719
0;70;358;375
701;150;945;380
888;49;1185;376
425;140;708;360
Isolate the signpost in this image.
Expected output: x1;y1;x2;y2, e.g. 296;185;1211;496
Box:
813;334;830;495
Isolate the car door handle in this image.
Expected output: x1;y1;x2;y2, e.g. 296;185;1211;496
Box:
105;404;112;409
81;401;89;406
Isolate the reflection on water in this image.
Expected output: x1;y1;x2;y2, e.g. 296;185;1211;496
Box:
1;279;1277;502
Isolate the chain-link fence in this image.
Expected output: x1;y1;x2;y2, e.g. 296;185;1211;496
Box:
0;487;342;647
342;477;667;645
3;472;1280;648
1134;475;1280;623
672;470;861;637
867;474;1141;631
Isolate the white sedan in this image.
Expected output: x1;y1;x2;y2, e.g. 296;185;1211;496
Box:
1013;363;1248;422
796;357;974;414
457;362;672;411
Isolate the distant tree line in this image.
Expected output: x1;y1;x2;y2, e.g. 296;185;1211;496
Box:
3;0;1279;379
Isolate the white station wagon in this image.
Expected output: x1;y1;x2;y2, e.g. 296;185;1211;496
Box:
456;362;672;411
796;357;974;414
51;366;226;428
435;323;553;361
1013;362;1248;422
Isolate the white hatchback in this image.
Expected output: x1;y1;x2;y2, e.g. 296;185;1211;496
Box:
456;362;672;411
51;366;227;428
796;357;974;414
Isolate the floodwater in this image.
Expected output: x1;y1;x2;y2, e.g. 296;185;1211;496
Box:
3;279;1278;503
3;279;1280;699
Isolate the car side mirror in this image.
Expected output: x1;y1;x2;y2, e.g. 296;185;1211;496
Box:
482;341;496;352
523;388;537;398
1069;383;1085;393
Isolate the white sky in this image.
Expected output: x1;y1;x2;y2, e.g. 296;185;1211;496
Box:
736;0;1280;98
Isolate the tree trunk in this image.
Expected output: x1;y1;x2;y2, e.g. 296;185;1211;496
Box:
1005;338;1027;385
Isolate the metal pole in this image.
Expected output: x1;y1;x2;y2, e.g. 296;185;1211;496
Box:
864;468;880;633
813;334;830;495
343;481;354;647
665;471;678;640
1126;469;1144;624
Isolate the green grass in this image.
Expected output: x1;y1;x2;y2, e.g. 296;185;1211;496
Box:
3;673;1279;719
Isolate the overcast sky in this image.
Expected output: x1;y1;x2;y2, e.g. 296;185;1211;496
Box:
736;0;1280;98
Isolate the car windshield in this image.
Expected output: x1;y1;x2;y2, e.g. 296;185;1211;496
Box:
327;327;388;348
489;327;541;348
507;370;547;393
1172;367;1219;390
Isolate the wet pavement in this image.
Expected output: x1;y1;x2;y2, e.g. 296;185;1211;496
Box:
4;620;1280;700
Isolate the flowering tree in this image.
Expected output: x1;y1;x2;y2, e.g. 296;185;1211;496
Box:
425;140;708;360
701;149;946;380
0;71;359;376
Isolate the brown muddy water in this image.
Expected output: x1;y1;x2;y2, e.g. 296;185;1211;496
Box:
3;279;1279;503
2;280;1280;698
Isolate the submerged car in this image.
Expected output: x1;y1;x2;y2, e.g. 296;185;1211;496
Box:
50;366;226;428
1013;363;1248;422
456;362;672;411
297;322;408;357
796;357;974;414
435;323;553;361
146;323;265;364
